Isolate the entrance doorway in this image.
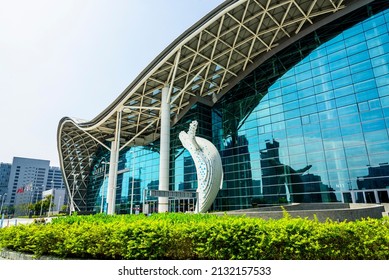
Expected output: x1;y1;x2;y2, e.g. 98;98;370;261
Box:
342;189;389;203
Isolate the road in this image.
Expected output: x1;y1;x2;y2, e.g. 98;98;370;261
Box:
0;217;54;228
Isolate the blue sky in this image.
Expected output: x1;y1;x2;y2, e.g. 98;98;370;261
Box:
0;0;224;167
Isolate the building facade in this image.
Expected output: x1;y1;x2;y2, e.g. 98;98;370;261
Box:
4;157;65;215
58;0;389;213
42;188;66;214
48;167;65;190
0;163;11;197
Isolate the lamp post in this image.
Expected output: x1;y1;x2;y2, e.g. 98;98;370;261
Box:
100;161;109;213
35;187;39;204
0;193;6;228
130;150;136;214
48;191;53;217
0;193;7;214
57;195;62;212
27;186;35;217
48;181;54;216
39;185;44;217
70;173;79;215
28;186;34;205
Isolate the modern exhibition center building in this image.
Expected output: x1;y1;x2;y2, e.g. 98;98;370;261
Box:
58;0;389;214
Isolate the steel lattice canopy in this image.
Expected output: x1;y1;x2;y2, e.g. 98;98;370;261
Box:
57;0;368;210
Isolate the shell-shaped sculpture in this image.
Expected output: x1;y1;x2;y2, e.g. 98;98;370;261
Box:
179;121;223;213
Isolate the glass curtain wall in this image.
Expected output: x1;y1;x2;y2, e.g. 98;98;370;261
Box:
87;2;389;213
212;3;389;210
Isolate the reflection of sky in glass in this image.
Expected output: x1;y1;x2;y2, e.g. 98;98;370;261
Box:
116;146;160;208
237;8;389;192
86;7;389;211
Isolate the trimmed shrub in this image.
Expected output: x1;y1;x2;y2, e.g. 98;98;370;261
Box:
0;213;388;259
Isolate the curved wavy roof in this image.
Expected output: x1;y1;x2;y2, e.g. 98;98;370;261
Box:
57;0;369;210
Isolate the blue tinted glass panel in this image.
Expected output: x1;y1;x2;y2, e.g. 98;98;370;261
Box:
360;109;383;122
338;104;358;116
341;124;363;136
362;119;386;132
356;89;379;102
336;94;356;107
155;7;389;211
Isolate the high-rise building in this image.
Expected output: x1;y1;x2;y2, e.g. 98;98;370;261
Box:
7;157;49;207
48;167;65;189
58;0;389;213
0;163;11;196
5;157;65;214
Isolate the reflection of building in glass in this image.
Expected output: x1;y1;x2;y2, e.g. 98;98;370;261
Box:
301;174;338;203
172;103;213;192
219;135;253;210
181;156;195;191
118;176;141;214
357;163;389;203
357;163;389;190
259;139;337;204
58;1;389;213
260;139;311;203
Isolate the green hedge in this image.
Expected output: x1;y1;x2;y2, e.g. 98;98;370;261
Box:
0;213;388;259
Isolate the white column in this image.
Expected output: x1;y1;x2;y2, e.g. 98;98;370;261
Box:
106;139;118;214
158;86;171;213
374;190;380;203
107;111;122;215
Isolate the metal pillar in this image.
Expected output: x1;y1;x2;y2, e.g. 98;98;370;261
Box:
158;86;170;213
107;111;122;215
69;176;77;214
130;150;136;214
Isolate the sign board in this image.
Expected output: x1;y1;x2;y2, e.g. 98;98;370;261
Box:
148;190;197;199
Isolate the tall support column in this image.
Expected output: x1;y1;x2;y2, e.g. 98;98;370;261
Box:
107;111;122;215
158;86;171;213
106;140;118;214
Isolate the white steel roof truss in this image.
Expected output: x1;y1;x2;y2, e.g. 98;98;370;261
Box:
220;1;255;86
199;15;225;95
268;2;293;47
76;126;110;151
166;49;182;103
119;118;159;152
201;28;253;69
182;44;238;78
170;62;210;109
57;0;350;212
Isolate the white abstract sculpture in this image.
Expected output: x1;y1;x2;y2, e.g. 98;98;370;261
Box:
179;120;223;213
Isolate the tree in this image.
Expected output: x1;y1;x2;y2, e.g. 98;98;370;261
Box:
30;195;53;216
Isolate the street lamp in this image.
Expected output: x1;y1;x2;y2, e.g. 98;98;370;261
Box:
28;187;33;204
48;181;54;216
57;195;62;212
0;193;7;214
0;193;7;228
100;161;109;213
38;184;45;217
48;190;53;217
70;173;79;215
35;187;39;204
130;150;136;214
27;185;36;217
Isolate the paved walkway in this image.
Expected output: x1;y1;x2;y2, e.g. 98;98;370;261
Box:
0;217;54;228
